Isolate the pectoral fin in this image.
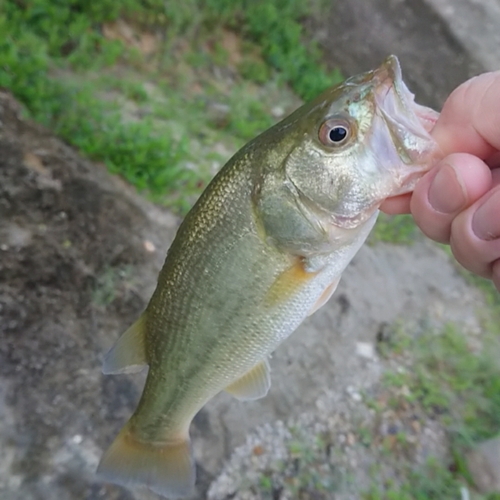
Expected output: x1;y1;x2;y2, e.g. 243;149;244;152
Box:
308;276;340;316
102;314;148;374
225;359;271;401
266;257;318;307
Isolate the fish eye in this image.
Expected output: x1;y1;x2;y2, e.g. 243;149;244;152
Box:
318;118;352;147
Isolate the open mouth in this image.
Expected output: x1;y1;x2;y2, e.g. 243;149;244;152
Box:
372;56;442;194
374;55;439;146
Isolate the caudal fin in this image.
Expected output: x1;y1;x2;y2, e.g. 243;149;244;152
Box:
97;422;195;499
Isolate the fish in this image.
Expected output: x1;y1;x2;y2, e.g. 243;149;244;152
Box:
97;55;441;498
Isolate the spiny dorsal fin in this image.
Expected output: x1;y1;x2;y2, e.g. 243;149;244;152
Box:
225;358;271;401
97;421;195;499
102;314;148;375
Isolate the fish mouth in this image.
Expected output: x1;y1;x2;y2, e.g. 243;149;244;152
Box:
373;55;439;135
345;55;438;134
372;55;441;192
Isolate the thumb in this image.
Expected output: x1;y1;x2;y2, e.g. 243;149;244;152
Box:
431;71;500;158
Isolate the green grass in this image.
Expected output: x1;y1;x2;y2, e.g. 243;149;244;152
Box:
364;458;462;500
233;0;342;101
46;81;192;195
247;320;500;499
254;429;342;498
383;323;500;443
373;322;500;498
1;1;192;199
438;244;500;325
370;213;420;245
1;0;341;209
92;265;134;307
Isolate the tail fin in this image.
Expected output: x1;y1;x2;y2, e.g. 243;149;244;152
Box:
97;422;195;499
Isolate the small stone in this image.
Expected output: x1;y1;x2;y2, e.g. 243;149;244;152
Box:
139;32;158;56
345;385;362;402
387;424;399;435
356;341;376;359
466;435;500;493
271;106;285;118
23;152;48;175
252;445;264;456
72;434;83;445
400;385;411;398
208;102;230;125
346;433;356;446
144;240;156;253
406;435;417;445
351;392;362;402
411;419;421;434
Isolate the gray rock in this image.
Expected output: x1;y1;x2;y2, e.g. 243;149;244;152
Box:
467;436;500;494
423;0;500;72
310;0;484;109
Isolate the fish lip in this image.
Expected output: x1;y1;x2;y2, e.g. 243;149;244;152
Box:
373;55;439;144
373;56;441;189
373;55;403;89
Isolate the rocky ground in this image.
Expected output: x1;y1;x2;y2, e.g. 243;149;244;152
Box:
1;0;499;499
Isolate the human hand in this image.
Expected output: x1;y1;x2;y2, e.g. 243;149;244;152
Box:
380;72;500;291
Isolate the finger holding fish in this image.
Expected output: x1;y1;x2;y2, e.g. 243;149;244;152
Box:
410;153;492;244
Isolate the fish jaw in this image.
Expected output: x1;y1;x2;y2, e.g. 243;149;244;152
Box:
370;55;442;195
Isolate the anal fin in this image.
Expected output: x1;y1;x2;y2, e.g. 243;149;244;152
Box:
102;314;148;375
97;422;194;499
225;358;271;401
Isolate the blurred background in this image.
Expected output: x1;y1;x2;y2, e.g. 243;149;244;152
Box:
1;1;500;499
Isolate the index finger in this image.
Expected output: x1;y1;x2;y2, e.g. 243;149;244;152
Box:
431;71;500;158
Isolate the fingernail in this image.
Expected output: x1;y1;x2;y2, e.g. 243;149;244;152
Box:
472;189;500;241
428;164;466;214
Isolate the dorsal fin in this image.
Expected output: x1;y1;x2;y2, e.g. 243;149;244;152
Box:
225;358;271;401
102;314;148;374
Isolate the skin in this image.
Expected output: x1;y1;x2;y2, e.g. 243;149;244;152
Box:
380;71;500;291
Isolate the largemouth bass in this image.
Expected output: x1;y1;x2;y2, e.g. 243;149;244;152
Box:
97;55;441;498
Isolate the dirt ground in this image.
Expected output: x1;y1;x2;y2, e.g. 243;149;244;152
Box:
0;1;494;499
0;90;181;500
